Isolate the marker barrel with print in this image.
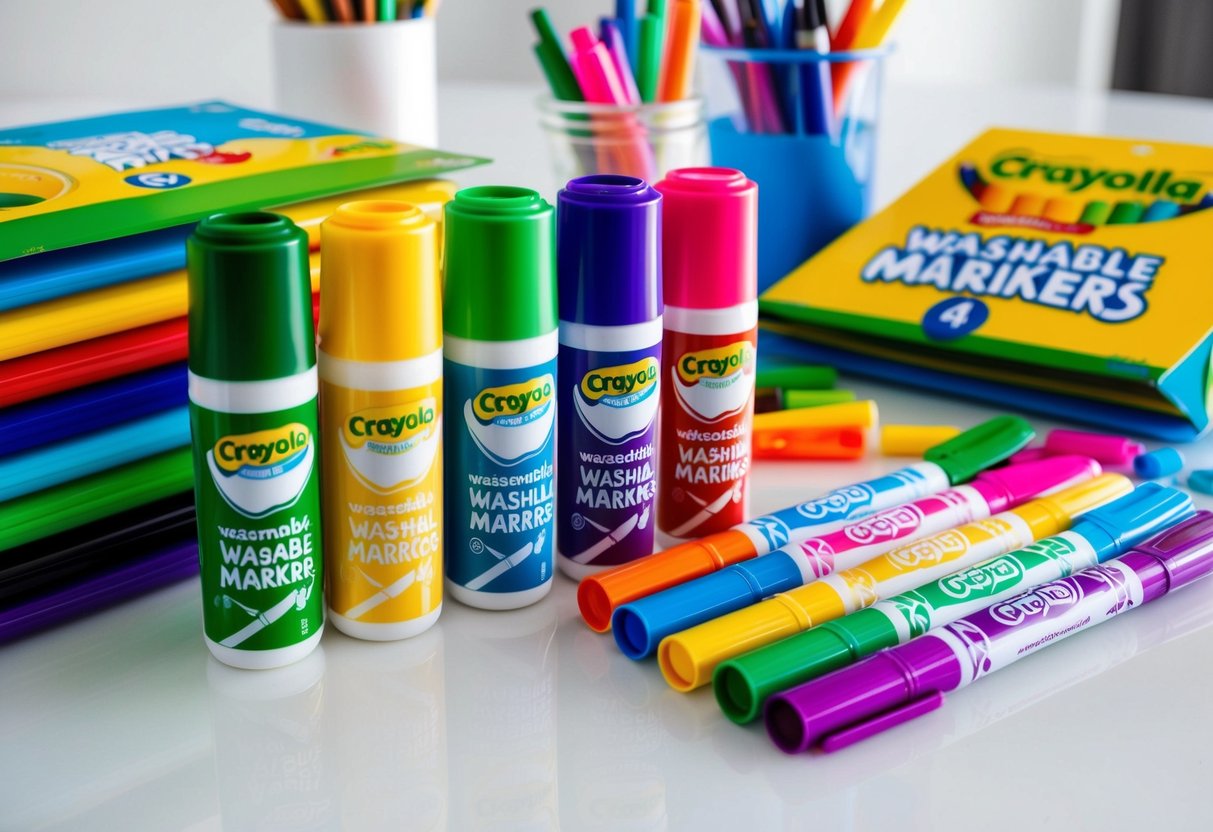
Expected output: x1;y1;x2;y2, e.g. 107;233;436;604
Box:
655;168;759;546
556;175;663;581
443;187;559;610
319;201;444;641
187;212;324;669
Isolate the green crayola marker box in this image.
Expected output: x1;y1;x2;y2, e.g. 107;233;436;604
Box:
760;128;1213;441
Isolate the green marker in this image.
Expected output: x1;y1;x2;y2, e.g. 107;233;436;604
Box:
754;364;837;390
531;8;583;101
187;212;324;670
1078;200;1112;226
713;483;1192;724
637;14;664;103
1107;200;1145;224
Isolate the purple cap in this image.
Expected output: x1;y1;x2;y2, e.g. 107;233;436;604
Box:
1121;511;1213;603
968;454;1101;513
556;175;662;327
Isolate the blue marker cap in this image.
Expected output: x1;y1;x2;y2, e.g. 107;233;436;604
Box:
612;550;803;659
1071;482;1194;561
1134;447;1185;479
556;175;662;327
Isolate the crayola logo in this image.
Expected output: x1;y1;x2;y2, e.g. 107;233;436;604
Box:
676;342;754;385
214;424;311;473
988;150;1203;201
343;401;436;449
206;422;315;519
472;376;554;422
581;358;658;401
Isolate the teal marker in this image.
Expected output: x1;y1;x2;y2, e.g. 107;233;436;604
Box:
714;483;1193;723
1142;199;1180;222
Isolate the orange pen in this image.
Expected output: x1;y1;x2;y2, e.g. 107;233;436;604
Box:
658;0;701;101
831;0;875;50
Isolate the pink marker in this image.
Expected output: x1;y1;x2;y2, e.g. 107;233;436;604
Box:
569;27;628;104
1044;429;1144;466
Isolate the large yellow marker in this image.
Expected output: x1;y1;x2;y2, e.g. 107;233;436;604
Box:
657;473;1130;691
320;200;445;640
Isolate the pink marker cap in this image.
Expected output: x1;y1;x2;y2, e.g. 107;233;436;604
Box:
1044;429;1144;466
968;454;1102;513
655;167;758;309
1007;446;1050;464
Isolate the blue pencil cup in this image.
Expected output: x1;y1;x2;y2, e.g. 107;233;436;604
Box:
700;46;888;292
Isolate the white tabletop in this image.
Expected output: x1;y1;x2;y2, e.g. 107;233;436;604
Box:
2;82;1213;832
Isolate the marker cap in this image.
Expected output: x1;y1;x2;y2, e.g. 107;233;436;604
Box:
187;212;315;381
655;167;757;310
576;529;756;631
443;186;557;341
320;201;441;361
557;175;662;326
1070;482;1194;561
612;550;804;660
880;425;960;457
752;400;877;431
754;364;837;390
1128;510;1213;598
968;455;1101;514
924;415;1035;484
1044;429;1144;466
1009;473;1132;540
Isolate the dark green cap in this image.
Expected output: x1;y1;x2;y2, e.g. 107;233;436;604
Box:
924;414;1035;484
443;186;557;342
187;212;316;381
754;364;837;391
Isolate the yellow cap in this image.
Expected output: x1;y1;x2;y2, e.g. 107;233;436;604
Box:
319;200;441;362
281;179;457;246
1011;473;1131;540
881;425;960;456
752;400;878;432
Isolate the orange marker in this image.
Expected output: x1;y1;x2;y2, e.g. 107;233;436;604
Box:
1009;193;1045;216
832;0;907;114
978;182;1015;214
1043;197;1082;223
658;0;700;101
831;0;875;50
330;0;355;21
752;425;867;460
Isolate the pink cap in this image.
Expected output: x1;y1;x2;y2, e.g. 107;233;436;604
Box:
655;167;757;309
1044;429;1144;466
969;454;1102;513
1007;446;1050;464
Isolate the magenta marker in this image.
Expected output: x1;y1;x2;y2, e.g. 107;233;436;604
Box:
765;511;1213;754
1044;429;1144;466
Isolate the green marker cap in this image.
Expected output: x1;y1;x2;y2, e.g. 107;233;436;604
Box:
187;212;316;382
783;389;856;408
754;364;837;391
924;414;1034;484
443;186;557;342
714;609;896;724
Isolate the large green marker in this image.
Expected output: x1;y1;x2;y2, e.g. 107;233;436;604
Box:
187;212;324;670
713;483;1192;724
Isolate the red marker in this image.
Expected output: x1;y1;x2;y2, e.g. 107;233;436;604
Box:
654;168;758;546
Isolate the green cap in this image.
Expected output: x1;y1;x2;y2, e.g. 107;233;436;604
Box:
782;389;856;409
714;610;896;724
443;186;557;342
924;414;1034;484
187;212;316;381
754;364;837;391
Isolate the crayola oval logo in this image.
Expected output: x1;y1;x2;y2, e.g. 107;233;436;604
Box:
575;357;659;444
464;374;555;466
206;423;314;518
340;399;441;494
671;341;755;422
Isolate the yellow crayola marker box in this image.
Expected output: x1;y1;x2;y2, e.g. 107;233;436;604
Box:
319;201;444;641
760;129;1213;441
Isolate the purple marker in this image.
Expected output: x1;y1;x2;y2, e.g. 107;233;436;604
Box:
766;511;1213;753
556;175;663;582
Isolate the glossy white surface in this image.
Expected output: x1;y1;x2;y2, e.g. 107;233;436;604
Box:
3;83;1213;831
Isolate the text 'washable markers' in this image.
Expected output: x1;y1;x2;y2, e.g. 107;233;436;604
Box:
557;175;663;581
577;415;1035;631
658;473;1128;691
320;201;444;640
766;511;1213;753
612;455;1100;660
187;212;324;670
717;483;1193;723
443;187;558;610
655;168;759;547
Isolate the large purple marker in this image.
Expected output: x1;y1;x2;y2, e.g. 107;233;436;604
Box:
766;511;1213;753
556;175;663;581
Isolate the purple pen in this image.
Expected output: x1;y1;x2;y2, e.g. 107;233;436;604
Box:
765;511;1213;753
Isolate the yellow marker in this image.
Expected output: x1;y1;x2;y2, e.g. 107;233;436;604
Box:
751;400;878;432
319;200;445;641
656;473;1130;691
880;424;960;456
1042;196;1082;224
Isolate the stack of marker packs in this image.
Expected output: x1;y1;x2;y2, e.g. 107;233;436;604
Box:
0;102;486;641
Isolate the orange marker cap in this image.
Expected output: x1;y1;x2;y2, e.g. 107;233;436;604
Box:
752;425;867;460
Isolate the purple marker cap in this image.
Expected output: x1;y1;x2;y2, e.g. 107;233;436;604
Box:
557;175;662;327
1123;511;1213;602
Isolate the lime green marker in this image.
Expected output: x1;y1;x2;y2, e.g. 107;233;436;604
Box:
1079;200;1112;226
188;212;324;670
